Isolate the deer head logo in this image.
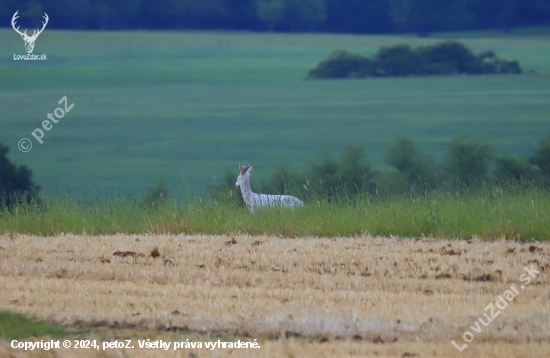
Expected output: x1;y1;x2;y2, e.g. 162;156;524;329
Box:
12;10;49;54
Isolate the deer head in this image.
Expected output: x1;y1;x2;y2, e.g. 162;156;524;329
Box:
12;11;49;54
239;164;251;175
236;164;252;187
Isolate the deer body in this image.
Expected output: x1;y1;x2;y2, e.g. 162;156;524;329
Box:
236;165;303;213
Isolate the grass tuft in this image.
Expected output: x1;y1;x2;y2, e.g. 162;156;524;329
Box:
0;311;65;340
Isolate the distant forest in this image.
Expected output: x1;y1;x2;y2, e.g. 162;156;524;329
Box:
2;0;550;35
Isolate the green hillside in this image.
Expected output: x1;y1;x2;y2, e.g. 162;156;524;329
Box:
1;29;549;198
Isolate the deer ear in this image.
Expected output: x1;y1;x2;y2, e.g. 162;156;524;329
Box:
246;166;253;174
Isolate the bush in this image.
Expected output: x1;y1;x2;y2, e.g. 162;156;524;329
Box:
307;50;376;79
476;50;521;74
495;155;537;182
530;133;550;179
385;135;437;191
308;41;522;79
305;145;375;200
375;44;418;76
415;41;478;74
260;162;303;196
0;142;40;209
140;178;169;208
209;132;550;204
443;135;494;187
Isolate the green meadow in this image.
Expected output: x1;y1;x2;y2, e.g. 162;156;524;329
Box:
1;29;550;199
1;186;549;240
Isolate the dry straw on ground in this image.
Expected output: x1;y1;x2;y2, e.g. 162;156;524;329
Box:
1;234;549;357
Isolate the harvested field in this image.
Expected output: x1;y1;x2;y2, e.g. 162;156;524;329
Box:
1;233;549;357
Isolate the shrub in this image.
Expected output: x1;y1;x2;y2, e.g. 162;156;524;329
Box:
298;145;375;201
208;132;550;204
476;50;521;74
495;155;537;182
530;133;550;179
140;178;169;209
385;135;437;191
415;41;479;74
375;44;419;76
0;142;40;209
336;145;375;193
261;162;303;196
308;41;522;79
307;50;376;79
443;135;494;187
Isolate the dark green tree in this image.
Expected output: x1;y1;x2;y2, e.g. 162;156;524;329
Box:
93;0;143;29
284;0;326;31
388;0;472;36
308;145;373;199
494;0;519;33
495;155;536;182
415;41;479;74
0;142;40;208
321;0;393;34
256;0;285;31
20;1;45;28
468;0;520;33
308;153;340;198
256;0;326;31
307;50;376;79
0;1;7;20
140;0;233;29
337;144;374;192
443;135;494;187
529;132;550;178
308;42;521;79
385;135;435;189
263;162;302;195
375;44;418;76
39;0;95;29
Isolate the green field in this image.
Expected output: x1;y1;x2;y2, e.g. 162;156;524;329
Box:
1;29;550;198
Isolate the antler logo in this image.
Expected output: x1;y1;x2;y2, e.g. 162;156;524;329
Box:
12;10;49;54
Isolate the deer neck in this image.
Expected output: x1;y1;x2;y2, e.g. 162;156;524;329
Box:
239;177;255;204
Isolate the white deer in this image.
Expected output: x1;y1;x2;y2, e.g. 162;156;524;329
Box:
236;164;303;213
12;11;49;54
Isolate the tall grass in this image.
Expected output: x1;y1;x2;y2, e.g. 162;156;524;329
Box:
1;185;549;240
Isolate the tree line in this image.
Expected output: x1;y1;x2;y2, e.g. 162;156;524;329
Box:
308;42;521;79
2;0;550;35
2;131;550;209
212;132;550;204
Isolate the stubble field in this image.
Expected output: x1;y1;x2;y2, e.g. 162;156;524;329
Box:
1;233;549;357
